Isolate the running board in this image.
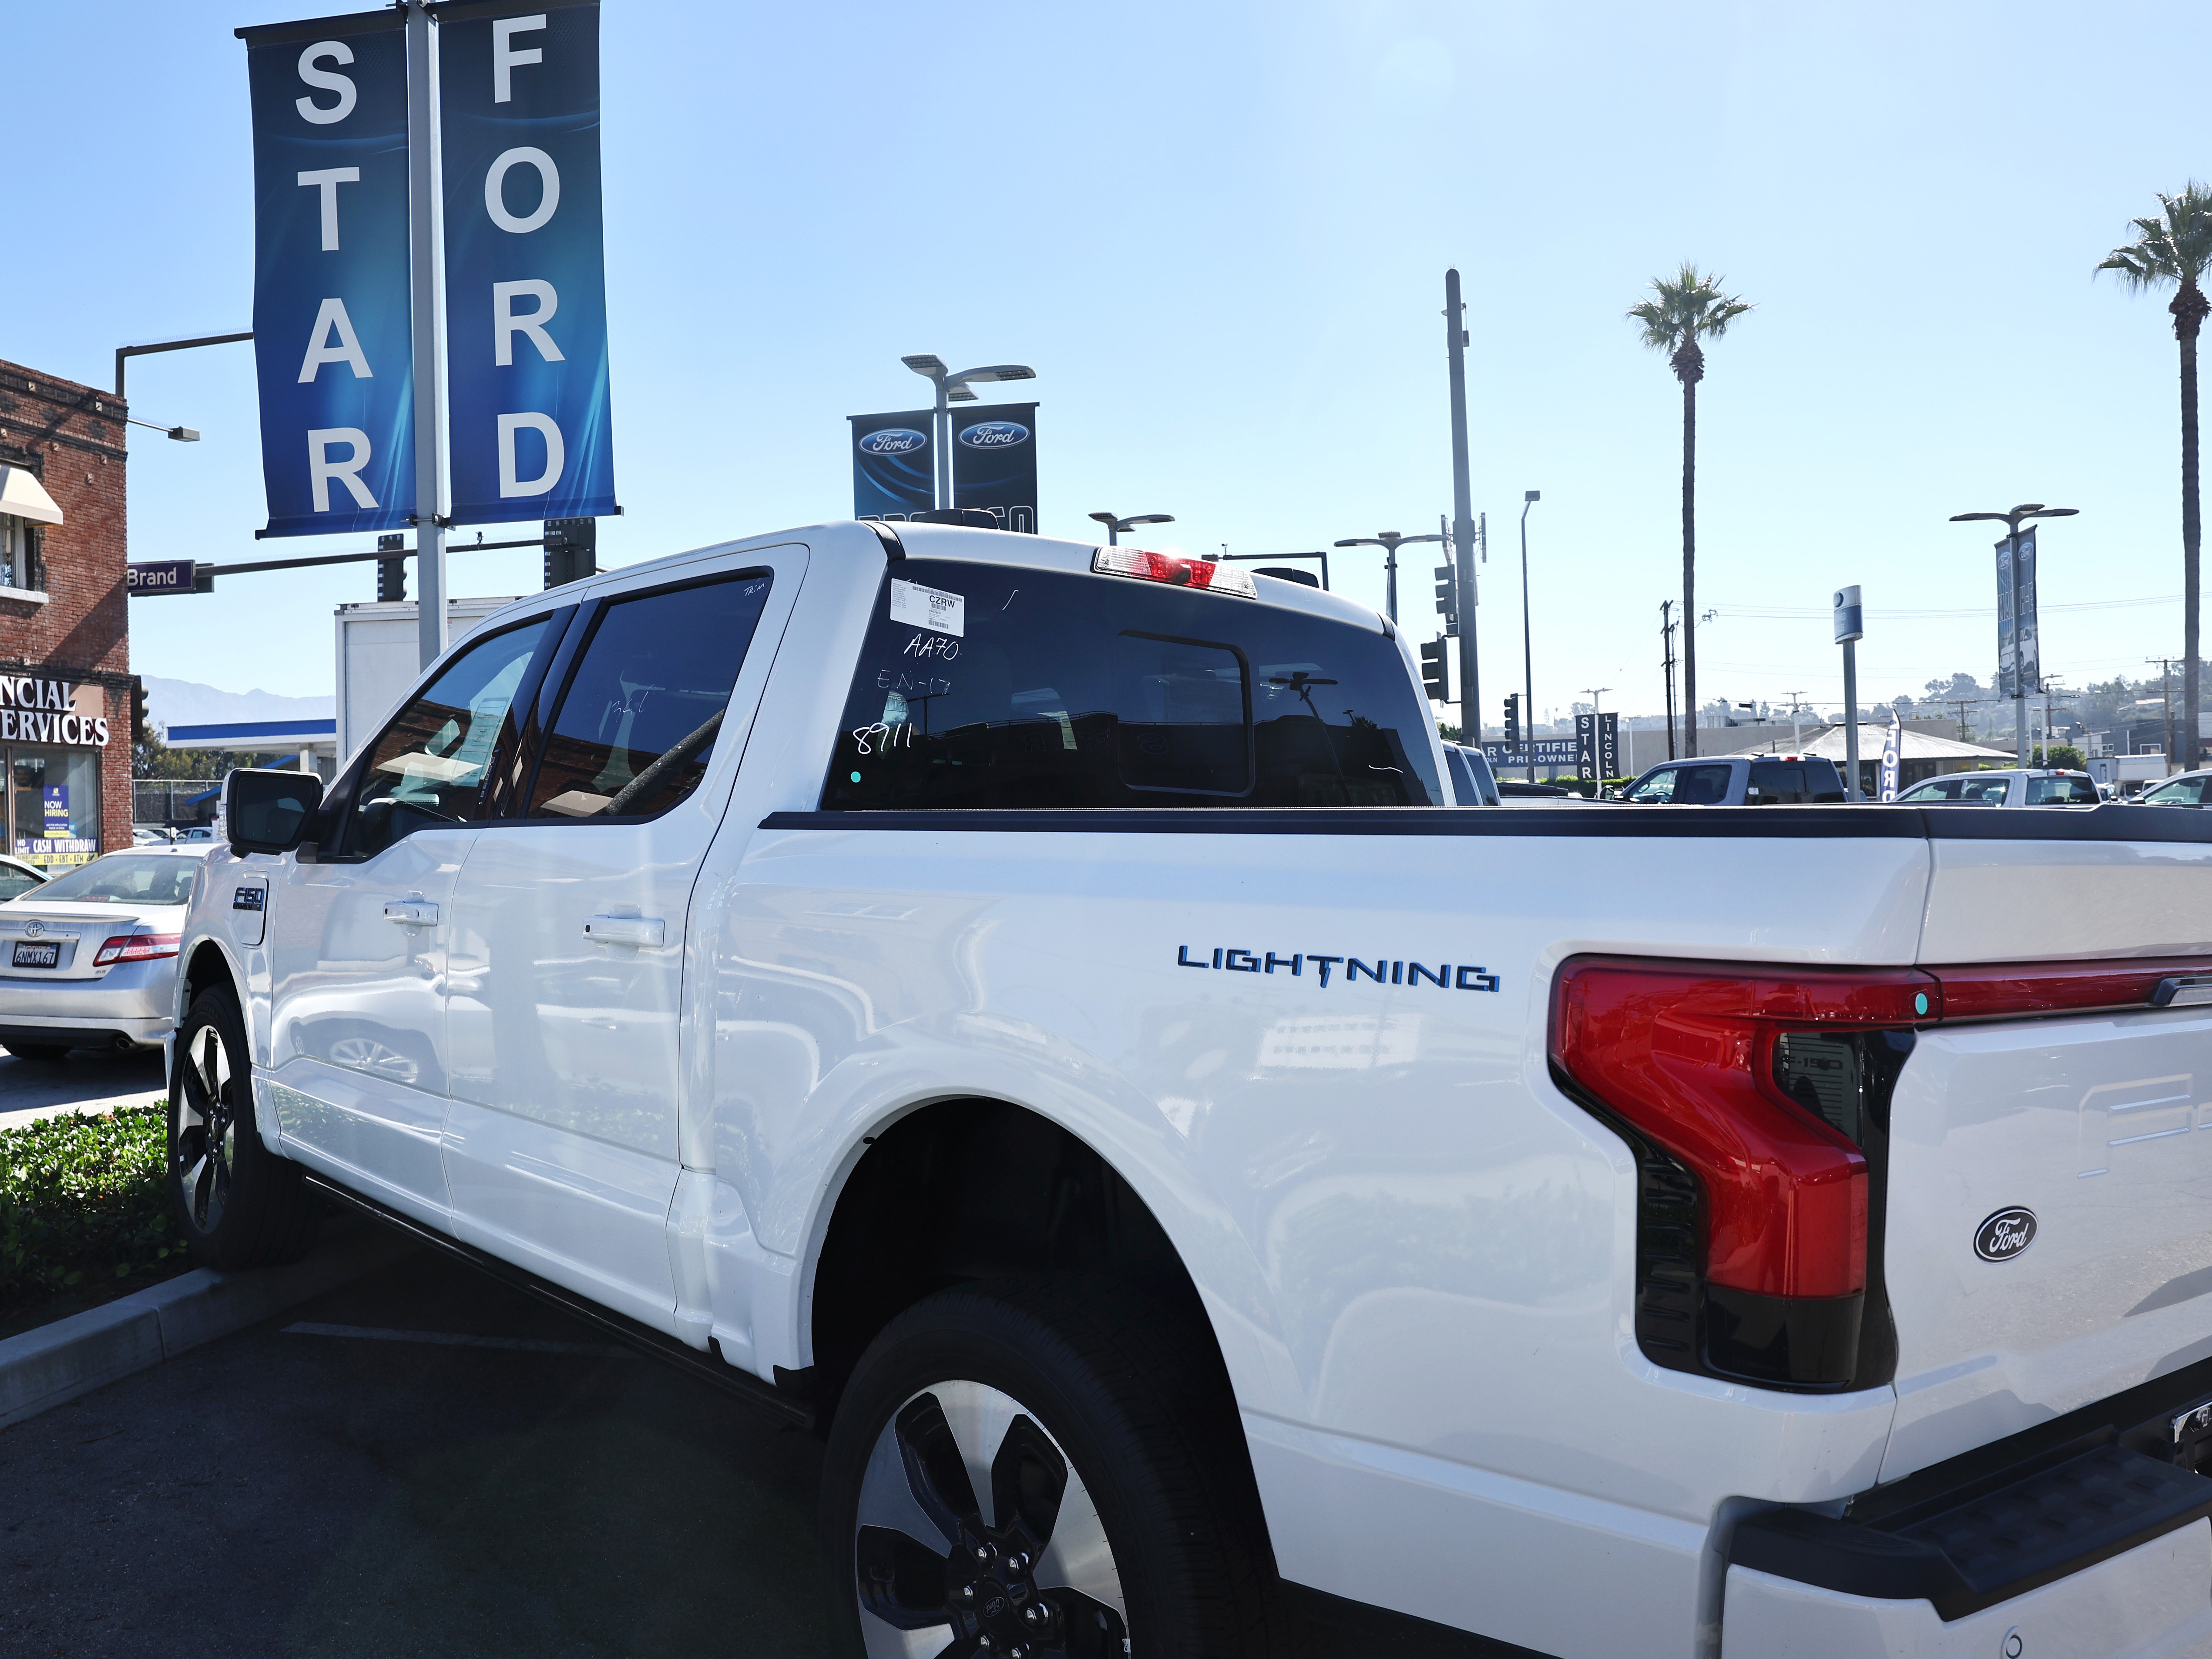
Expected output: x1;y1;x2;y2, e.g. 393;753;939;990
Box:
298;1171;815;1431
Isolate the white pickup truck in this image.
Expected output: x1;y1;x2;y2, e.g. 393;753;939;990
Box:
173;521;2212;1659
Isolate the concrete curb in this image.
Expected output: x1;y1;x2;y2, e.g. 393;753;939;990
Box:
0;1219;419;1430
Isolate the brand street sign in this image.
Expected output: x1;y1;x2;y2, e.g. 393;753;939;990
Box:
126;560;204;595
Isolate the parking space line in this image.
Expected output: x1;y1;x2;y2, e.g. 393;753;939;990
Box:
282;1321;634;1357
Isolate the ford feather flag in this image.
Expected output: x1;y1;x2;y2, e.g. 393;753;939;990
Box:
240;10;415;537
851;410;936;518
439;0;618;526
1880;711;1902;802
952;402;1037;533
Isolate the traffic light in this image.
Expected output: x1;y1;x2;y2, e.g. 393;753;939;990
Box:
1418;638;1449;703
376;533;406;602
1433;565;1458;637
1504;692;1521;746
545;517;597;588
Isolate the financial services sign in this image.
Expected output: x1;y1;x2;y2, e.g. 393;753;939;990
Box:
239;2;616;539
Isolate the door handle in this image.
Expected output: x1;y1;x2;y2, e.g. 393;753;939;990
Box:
584;915;665;947
383;899;440;927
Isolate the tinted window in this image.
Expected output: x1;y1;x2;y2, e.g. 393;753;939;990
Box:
525;573;775;820
34;853;199;905
1672;765;1733;804
820;560;1440;810
1748;762;1809;803
0;865;41;901
348;618;550;856
2027;775;2099;805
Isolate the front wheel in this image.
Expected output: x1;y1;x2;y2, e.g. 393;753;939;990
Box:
168;987;320;1271
821;1277;1307;1659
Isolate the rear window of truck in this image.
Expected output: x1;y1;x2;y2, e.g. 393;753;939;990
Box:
819;559;1442;810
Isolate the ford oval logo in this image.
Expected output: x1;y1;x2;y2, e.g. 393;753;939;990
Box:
957;420;1029;449
1974;1207;2037;1262
857;428;927;456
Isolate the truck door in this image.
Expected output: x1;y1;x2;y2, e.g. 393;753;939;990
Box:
262;615;557;1226
441;551;801;1328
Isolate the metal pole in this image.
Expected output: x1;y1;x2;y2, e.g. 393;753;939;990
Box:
936;381;950;511
1444;270;1479;742
406;1;448;672
1520;496;1537;782
1384;539;1398;625
1843;641;1862;801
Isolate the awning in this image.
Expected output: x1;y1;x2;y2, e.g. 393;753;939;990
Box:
0;466;62;527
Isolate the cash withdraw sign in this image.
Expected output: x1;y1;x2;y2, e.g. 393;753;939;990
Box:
239;2;617;538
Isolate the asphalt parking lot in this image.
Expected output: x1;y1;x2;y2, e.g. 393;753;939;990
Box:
0;1046;165;1133
0;1236;1514;1659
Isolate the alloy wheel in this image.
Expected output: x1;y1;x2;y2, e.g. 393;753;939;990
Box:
855;1380;1128;1658
173;1022;237;1234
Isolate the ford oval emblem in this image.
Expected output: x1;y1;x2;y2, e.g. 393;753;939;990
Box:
957;420;1029;449
1974;1207;2037;1262
857;428;927;456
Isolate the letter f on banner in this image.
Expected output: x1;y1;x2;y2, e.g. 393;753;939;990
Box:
439;1;618;525
239;11;414;536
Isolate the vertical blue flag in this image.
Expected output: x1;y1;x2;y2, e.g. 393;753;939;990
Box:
850;410;936;518
437;0;617;526
240;11;415;537
950;403;1038;532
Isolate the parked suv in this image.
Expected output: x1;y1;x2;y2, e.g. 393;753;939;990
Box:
1621;753;1846;804
172;523;2212;1658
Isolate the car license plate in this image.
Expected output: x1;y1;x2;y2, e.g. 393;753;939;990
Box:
12;942;59;968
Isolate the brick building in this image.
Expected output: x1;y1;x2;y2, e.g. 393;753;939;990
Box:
0;356;134;867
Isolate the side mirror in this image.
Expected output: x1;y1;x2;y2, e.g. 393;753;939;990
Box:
223;768;325;856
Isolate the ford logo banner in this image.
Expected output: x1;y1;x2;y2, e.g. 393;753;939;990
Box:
858;428;929;456
957;421;1030;450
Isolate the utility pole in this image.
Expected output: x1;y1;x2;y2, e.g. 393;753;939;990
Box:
1659;600;1678;762
1444;271;1480;746
1945;698;1981;745
1781;689;1806;753
2149;657;2180;772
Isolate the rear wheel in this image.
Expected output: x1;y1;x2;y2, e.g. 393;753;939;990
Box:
2;1042;71;1061
821;1276;1308;1659
168;987;320;1270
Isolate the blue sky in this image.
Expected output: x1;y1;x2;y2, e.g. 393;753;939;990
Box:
4;0;2207;732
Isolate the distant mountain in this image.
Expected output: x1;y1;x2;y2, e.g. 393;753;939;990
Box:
142;676;334;737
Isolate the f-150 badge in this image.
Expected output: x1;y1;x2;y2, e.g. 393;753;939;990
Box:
1178;946;1497;991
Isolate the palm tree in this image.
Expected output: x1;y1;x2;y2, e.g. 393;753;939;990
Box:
1630;265;1752;757
2098;185;2212;771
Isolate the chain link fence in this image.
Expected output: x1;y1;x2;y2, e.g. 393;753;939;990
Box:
132;780;226;829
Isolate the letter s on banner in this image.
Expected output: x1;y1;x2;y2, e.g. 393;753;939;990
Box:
440;2;617;526
240;10;413;536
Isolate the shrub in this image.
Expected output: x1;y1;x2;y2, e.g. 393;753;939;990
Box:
0;1104;180;1308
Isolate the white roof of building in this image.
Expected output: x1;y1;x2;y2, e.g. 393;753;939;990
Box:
0;465;62;527
1716;722;2016;762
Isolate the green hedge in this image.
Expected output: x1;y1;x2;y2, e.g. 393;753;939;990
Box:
0;1104;180;1307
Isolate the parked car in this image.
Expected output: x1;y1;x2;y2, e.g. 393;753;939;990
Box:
1621;752;1847;803
0;844;213;1060
133;824;178;845
2137;769;2212;808
1894;767;2102;806
0;853;48;901
172;521;2212;1658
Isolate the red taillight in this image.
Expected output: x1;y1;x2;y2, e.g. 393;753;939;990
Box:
1091;547;1258;598
1930;956;2212;1021
93;933;180;967
1551;958;1936;1300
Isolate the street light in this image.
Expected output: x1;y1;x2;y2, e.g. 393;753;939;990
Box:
1332;530;1442;624
1088;511;1174;547
902;354;1035;510
113;330;250;441
1520;490;1540;781
1949;502;2078;767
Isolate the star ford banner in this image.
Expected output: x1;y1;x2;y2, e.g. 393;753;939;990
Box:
239;10;415;537
952;402;1038;533
850;410;937;519
438;0;618;525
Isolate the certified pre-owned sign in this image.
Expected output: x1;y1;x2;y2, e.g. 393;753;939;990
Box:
1974;1207;2037;1262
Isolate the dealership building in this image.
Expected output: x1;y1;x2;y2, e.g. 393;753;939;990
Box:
0;357;136;868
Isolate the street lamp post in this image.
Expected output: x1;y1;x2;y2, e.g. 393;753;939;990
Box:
1332;531;1442;624
901;355;1036;511
1521;491;1540;780
1948;502;2078;769
1087;512;1175;547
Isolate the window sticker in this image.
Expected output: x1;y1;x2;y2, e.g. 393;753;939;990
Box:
890;577;965;638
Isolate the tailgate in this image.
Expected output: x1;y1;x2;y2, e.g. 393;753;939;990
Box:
1883;822;2212;1481
0;907;152;980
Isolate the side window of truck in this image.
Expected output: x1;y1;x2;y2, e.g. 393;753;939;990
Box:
344;617;552;857
521;571;775;820
819;558;1442;809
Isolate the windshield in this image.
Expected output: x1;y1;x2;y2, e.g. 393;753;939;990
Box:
1900;774;2010;804
30;854;200;906
2143;776;2206;806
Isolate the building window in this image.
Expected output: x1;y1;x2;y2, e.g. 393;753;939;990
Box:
12;747;99;867
0;515;44;595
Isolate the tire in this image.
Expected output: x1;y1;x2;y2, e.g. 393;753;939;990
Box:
821;1276;1311;1659
2;1042;71;1061
168;986;321;1271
